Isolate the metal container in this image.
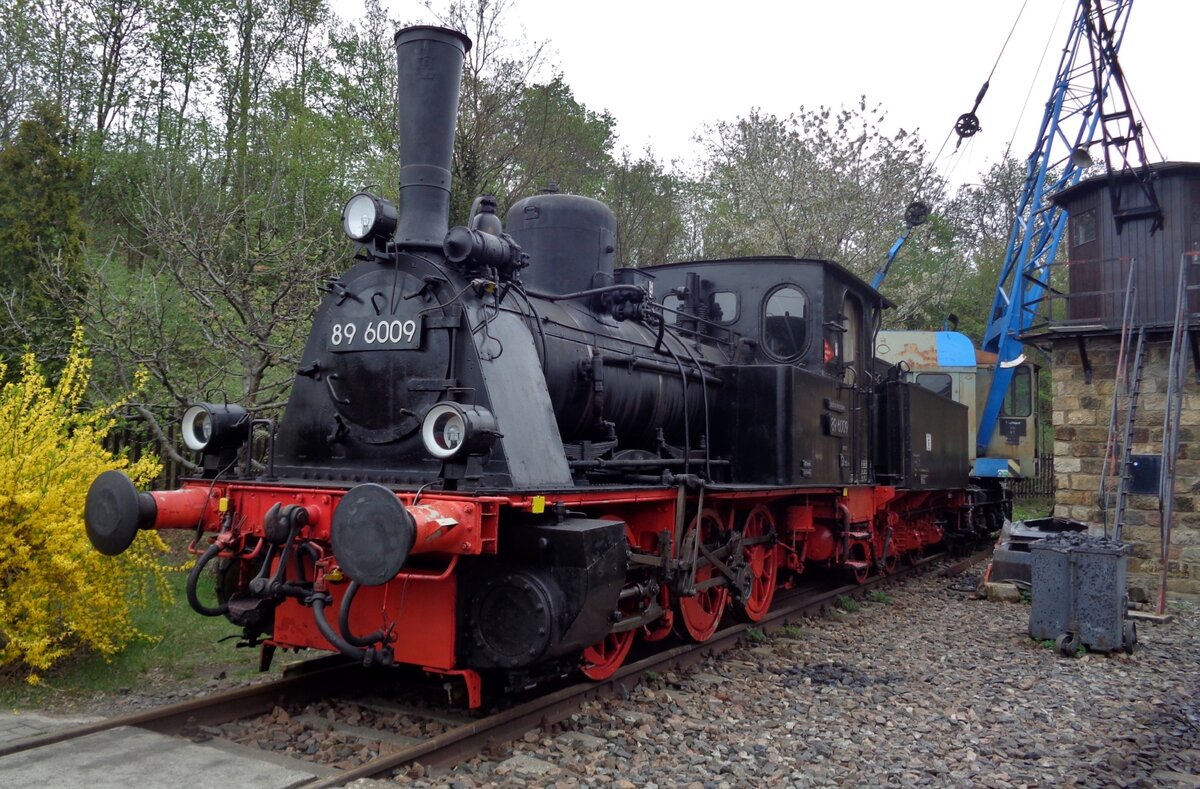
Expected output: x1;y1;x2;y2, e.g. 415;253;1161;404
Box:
1073;539;1131;652
1028;537;1074;642
1028;534;1134;655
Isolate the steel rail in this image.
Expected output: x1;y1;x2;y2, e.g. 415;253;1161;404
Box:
0;549;988;782
300;548;990;787
0;657;361;758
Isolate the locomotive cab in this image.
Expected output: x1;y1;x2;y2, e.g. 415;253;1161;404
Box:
644;257;892;487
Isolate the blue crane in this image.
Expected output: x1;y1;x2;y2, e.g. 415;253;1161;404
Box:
974;0;1158;456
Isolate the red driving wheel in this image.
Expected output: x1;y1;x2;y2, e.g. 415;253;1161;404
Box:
737;505;779;622
675;508;729;642
580;628;635;680
580;515;638;680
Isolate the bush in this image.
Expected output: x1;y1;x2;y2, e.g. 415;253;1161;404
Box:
0;329;166;682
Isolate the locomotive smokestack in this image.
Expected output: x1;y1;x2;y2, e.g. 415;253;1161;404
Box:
393;25;472;250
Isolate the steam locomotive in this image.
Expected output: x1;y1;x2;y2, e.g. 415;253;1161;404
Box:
83;25;1007;707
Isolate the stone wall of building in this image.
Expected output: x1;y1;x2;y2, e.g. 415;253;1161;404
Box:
1051;334;1200;601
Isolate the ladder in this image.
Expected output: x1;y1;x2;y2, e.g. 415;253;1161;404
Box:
1156;252;1196;613
1098;259;1140;539
1110;327;1147;543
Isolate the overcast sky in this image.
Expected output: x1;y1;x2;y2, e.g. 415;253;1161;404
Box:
359;0;1197;186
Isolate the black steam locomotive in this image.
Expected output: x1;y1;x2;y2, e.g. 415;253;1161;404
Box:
83;26;1002;706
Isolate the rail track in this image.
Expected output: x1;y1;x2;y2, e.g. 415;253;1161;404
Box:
0;549;987;787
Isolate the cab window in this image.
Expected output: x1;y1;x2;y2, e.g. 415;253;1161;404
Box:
1002;366;1032;417
662;293;683;324
711;291;738;324
762;285;808;361
916;372;953;399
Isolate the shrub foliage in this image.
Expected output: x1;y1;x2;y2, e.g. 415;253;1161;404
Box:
0;329;166;681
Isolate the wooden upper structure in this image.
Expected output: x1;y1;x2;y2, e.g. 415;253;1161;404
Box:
1050;161;1200;330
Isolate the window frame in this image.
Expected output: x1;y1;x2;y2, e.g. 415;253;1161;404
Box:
1071;208;1098;248
760;283;810;363
1002;366;1033;418
916;372;953;399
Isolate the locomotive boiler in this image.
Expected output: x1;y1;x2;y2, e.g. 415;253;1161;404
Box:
82;25;1003;706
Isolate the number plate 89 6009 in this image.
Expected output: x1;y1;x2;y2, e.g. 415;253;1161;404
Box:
328;317;422;352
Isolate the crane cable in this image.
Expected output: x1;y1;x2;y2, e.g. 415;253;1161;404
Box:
912;0;1034;197
954;0;1032;151
1002;0;1070;163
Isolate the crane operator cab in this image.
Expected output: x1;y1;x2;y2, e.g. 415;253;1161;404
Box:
874;330;1042;481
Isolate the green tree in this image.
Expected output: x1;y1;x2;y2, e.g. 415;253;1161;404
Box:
603;149;688;268
932;156;1026;339
432;0;615;223
0;103;87;359
693;102;939;278
0;0;41;142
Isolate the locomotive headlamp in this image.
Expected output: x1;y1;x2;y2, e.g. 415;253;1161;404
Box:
181;403;250;453
421;402;498;460
341;191;398;243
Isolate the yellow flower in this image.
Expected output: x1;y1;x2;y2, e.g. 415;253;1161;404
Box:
0;327;168;674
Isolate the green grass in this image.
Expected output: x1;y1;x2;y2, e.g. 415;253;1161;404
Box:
865;590;893;605
835;594;861;613
0;570;259;710
744;627;767;644
778;624;806;639
1012;497;1054;523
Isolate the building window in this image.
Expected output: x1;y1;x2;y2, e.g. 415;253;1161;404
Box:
916;372;953;399
762;285;808;361
1072;209;1097;247
1002;366;1032;417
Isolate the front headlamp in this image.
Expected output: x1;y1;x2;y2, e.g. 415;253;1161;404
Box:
181;403;249;453
341;191;398;243
420;402;498;460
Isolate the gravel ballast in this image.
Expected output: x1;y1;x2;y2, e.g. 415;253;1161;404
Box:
397;570;1200;788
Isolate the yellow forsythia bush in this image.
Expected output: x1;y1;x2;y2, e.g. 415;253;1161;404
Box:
0;328;167;681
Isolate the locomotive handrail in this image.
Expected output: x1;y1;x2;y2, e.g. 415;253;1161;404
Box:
566;457;730;469
596;353;723;385
522;283;646;302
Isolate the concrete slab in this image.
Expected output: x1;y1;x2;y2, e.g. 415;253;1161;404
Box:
1128;609;1175;624
0;725;317;789
0;712;101;746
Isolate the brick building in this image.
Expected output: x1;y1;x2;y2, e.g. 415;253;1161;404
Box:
1040;162;1199;602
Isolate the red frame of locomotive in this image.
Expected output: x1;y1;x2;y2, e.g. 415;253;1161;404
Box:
152;478;962;707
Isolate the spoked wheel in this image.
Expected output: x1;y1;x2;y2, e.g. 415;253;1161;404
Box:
736;505;779;622
580;629;636;680
580;514;639;680
675;508;730;642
